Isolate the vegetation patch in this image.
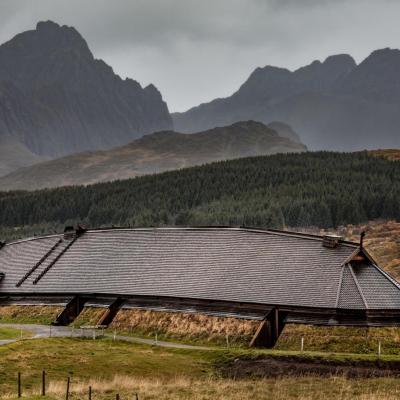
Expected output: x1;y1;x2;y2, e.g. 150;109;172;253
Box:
6;376;400;400
71;307;105;327
276;324;400;355
369;149;400;161
3;339;400;399
0;337;215;396
0;305;62;324
218;354;400;379
110;309;259;346
0;327;31;340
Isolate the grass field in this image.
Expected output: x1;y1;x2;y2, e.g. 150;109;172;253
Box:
2;337;400;399
0;327;30;340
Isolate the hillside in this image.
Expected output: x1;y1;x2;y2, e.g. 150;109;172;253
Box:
0;20;171;163
369;149;400;161
0;136;45;177
173;49;400;151
0;151;399;242
0;121;306;191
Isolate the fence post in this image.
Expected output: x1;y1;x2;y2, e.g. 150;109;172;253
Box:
88;385;92;400
65;376;70;400
42;370;46;396
301;336;304;352
135;393;139;400
17;372;21;398
116;394;120;400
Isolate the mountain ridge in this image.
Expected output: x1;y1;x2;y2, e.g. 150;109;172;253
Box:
0;120;306;191
172;49;400;151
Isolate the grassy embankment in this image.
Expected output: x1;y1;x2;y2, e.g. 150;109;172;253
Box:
3;337;400;399
0;305;63;325
3;303;400;354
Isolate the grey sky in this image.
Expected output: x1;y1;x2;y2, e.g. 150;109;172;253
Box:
0;0;399;111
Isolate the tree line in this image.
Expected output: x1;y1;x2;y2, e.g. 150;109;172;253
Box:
0;151;399;241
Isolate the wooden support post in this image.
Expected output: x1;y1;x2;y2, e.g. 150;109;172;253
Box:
42;370;46;396
96;298;125;326
65;377;70;400
88;385;92;400
53;296;88;326
17;372;21;398
116;393;120;400
249;307;286;348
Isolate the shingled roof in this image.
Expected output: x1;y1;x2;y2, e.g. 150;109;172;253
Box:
0;227;399;311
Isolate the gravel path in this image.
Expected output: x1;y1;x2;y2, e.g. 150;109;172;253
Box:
0;323;212;350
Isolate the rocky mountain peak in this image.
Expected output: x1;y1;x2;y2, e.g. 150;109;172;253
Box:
0;21;172;159
337;47;400;102
34;20;92;56
323;54;356;69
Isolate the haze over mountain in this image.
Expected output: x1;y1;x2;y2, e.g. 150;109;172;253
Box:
0;20;172;162
173;49;400;151
0;121;306;191
0;136;46;177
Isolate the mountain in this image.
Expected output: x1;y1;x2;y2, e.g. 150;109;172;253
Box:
0;136;46;177
172;50;400;151
0;121;306;191
0;21;172;159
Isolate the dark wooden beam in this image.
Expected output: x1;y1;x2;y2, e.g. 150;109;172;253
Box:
52;296;88;326
96;298;125;326
249;308;286;348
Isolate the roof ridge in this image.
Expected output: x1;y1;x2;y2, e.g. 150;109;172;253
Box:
4;225;360;247
334;265;345;308
348;264;369;309
4;233;63;246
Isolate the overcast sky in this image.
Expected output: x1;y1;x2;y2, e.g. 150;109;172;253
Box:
0;0;400;111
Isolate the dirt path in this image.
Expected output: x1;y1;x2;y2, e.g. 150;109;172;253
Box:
0;323;213;350
219;355;400;379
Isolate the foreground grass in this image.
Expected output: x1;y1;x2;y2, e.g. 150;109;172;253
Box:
3;338;400;399
0;327;31;340
4;375;400;400
0;337;215;395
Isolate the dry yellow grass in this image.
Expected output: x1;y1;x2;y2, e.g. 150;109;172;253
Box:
369;149;400;161
0;305;62;324
71;306;105;327
4;375;400;400
110;309;259;346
